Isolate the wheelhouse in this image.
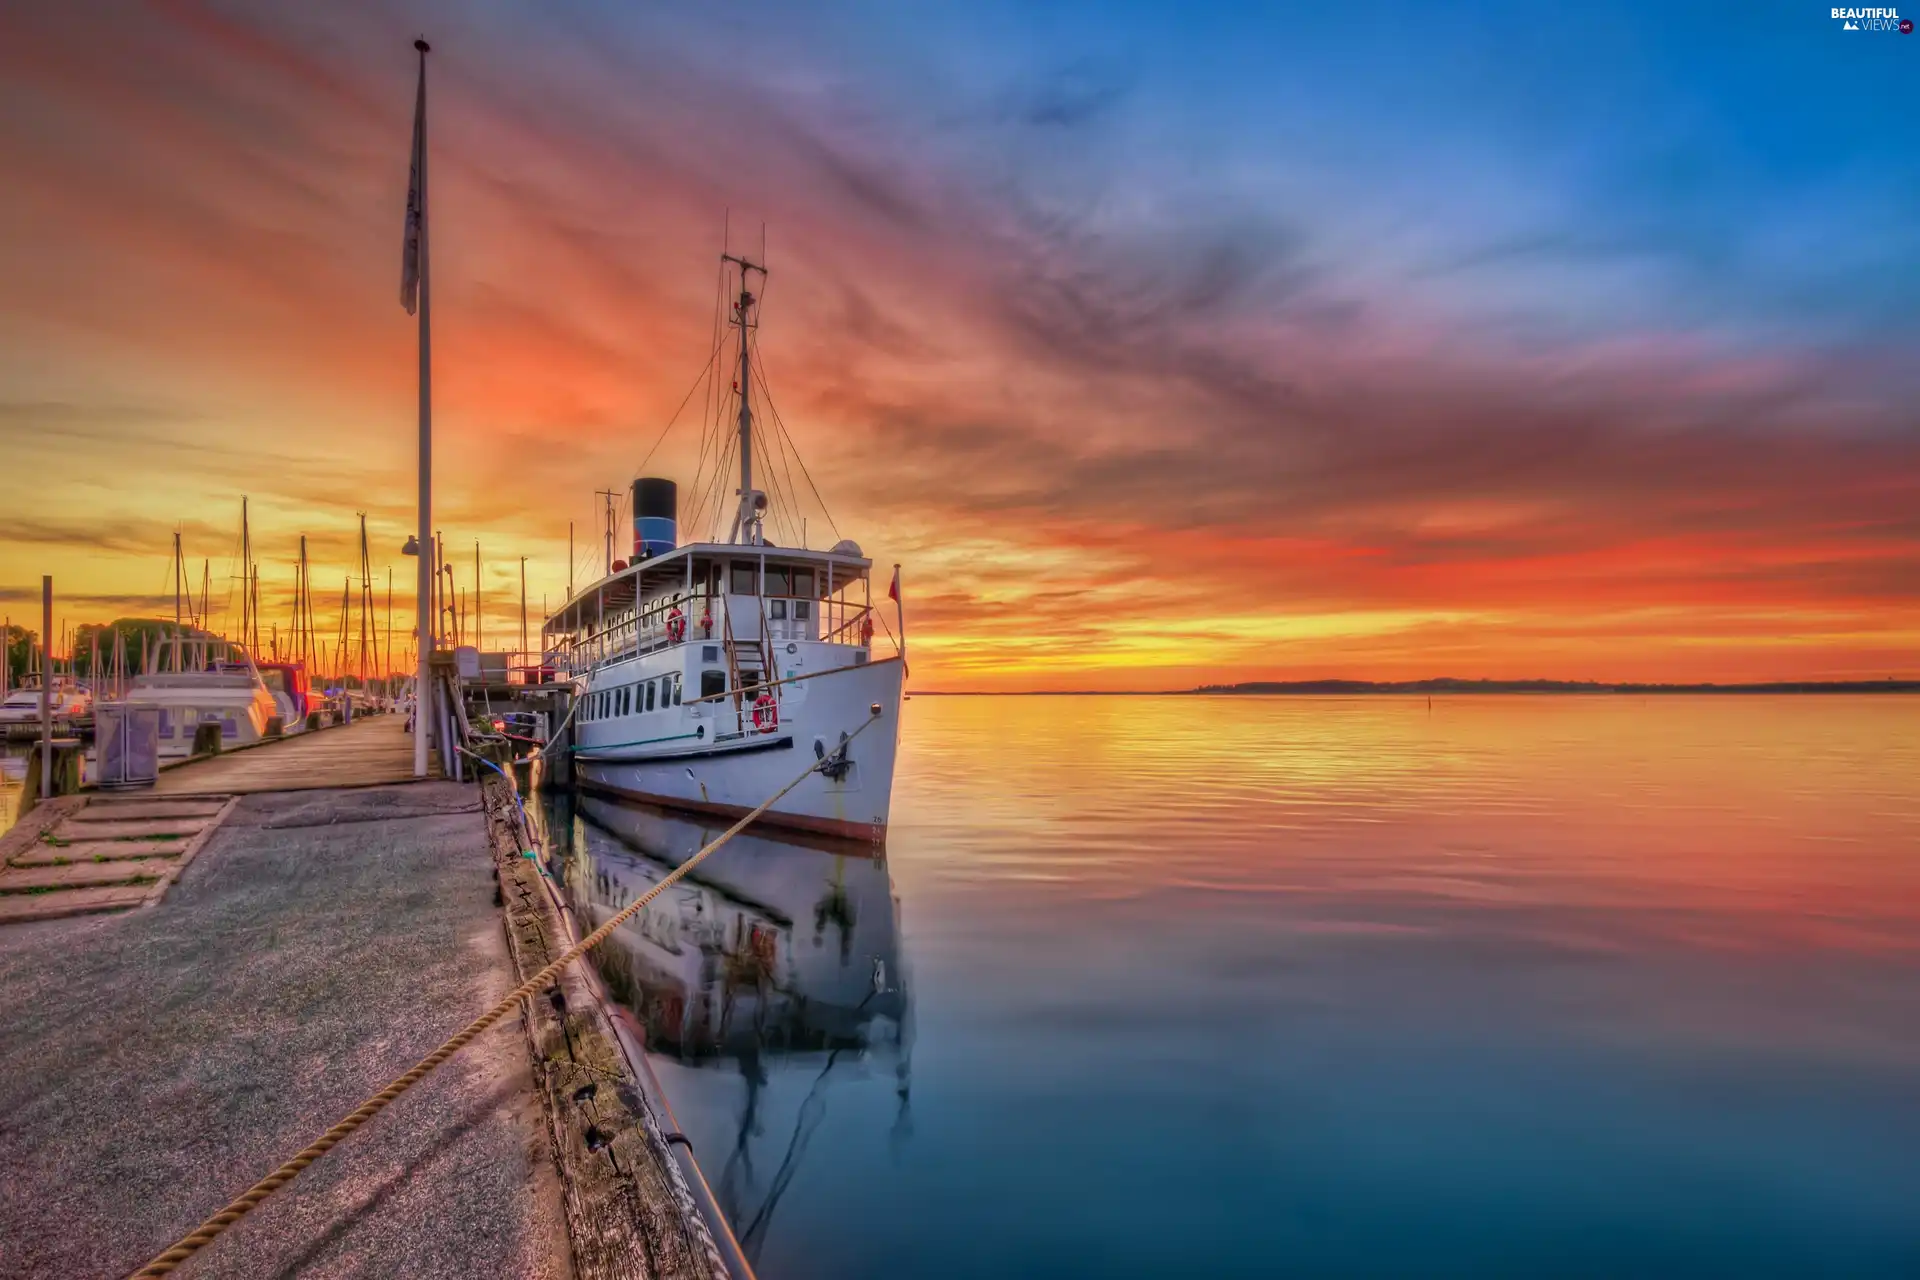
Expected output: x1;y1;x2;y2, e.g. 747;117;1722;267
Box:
543;542;879;682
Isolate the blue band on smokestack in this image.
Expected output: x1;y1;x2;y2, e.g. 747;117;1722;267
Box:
633;478;677;559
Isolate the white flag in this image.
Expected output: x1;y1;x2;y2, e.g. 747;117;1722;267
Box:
400;49;426;315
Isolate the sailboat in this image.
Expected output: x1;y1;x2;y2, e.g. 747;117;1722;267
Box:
124;514;280;757
542;251;906;840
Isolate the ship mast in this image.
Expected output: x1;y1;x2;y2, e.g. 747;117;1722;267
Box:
721;252;767;544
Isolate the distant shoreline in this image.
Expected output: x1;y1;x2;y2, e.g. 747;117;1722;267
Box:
910;679;1920;696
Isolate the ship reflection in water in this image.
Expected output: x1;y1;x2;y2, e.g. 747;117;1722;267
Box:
537;788;911;1260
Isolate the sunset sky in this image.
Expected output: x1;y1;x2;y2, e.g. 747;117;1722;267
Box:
1;1;1915;690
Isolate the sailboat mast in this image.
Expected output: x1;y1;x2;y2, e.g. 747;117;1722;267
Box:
173;532;183;627
358;513;373;687
241;496;251;650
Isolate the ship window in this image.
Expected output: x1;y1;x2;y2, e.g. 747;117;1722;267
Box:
794;599;811;621
769;599;787;621
670;673;682;705
645;681;656;712
767;565;793;596
620;687;630;716
792;569;814;598
730;562;758;595
700;669;726;699
702;645;720;663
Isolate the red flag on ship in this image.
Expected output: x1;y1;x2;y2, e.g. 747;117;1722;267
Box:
888;566;900;602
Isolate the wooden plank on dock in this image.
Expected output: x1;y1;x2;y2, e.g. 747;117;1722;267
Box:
150;714;443;796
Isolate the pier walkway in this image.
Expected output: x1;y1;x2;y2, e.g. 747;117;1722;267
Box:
153;712;441;796
0;781;569;1278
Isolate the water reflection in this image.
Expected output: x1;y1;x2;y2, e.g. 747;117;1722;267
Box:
538;787;912;1260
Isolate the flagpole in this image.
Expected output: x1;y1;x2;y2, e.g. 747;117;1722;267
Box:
410;37;433;778
892;564;907;676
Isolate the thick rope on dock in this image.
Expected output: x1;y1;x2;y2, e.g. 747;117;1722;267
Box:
129;706;884;1278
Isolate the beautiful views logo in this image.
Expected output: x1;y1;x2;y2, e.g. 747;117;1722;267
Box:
1831;6;1911;29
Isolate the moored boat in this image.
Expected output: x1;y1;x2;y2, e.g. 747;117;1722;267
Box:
542;251;905;840
125;637;280;759
0;679;92;739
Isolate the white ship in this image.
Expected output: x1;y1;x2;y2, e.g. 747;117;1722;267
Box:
543;252;905;841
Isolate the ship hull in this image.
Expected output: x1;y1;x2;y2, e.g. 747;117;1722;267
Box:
573;656;902;842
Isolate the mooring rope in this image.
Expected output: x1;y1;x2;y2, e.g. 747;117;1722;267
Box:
129;705;884;1278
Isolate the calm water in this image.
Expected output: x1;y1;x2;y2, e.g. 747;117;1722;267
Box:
541;695;1920;1278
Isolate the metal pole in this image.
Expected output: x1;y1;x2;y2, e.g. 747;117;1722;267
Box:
412;37;433;778
39;576;52;800
520;556;528;670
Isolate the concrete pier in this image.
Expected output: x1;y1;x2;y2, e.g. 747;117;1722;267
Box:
0;782;570;1278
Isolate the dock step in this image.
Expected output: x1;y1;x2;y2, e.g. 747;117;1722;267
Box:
0;861;162;892
49;817;207;841
0;794;237;926
10;838;185;866
0;883;154;924
67;800;230;823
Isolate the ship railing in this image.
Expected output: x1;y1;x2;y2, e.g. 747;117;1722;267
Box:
563;590;875;669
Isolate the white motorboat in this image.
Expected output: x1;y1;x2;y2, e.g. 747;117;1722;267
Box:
0;680;92;740
125;637;280;759
542;251;905;841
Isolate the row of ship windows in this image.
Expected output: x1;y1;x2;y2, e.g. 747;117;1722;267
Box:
582;672;684;723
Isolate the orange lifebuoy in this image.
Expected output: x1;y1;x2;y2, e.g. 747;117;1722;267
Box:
859;615;874;645
752;692;778;733
667;607;686;643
